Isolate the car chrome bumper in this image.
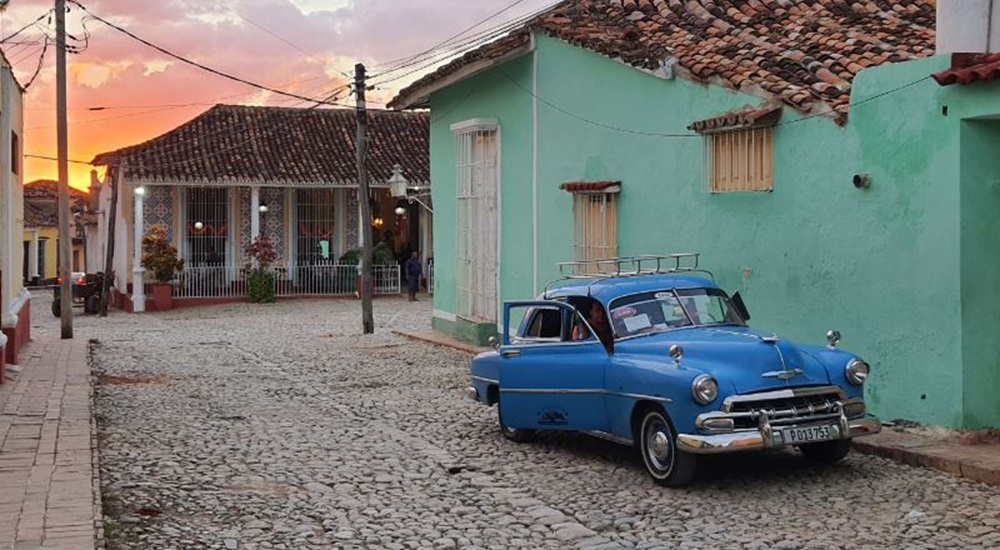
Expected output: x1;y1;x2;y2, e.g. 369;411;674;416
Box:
676;415;882;455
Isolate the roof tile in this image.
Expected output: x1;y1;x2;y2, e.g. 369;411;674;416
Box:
390;0;935;123
92;105;429;186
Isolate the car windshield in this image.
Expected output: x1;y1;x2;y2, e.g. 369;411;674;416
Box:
608;288;746;338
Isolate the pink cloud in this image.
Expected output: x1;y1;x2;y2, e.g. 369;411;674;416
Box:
3;0;555;185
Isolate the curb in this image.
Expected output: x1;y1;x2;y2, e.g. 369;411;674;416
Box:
391;329;489;355
853;434;1000;487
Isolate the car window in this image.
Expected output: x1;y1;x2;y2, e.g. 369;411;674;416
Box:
609;288;745;338
522;308;563;339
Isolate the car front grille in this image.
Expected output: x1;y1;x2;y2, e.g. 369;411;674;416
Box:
724;388;848;430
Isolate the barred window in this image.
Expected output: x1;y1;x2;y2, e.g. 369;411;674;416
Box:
454;124;498;323
705;128;774;193
295;189;337;265
572;192;617;272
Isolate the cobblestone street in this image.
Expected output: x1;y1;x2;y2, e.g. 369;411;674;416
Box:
67;297;1000;550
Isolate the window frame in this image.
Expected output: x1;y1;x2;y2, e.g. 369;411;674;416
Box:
703;127;774;193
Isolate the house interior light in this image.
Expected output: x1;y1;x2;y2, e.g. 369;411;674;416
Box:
373;217;384;229
394;206;406;216
259;204;269;213
194;221;204;230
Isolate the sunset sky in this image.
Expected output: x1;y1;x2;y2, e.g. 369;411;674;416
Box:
1;0;554;189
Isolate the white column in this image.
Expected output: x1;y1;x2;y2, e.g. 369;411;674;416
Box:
29;230;39;280
250;186;261;242
420;207;429;271
132;187;146;313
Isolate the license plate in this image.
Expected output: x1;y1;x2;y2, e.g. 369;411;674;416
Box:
782;423;839;444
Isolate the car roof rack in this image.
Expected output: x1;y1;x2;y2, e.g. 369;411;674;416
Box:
544;254;714;296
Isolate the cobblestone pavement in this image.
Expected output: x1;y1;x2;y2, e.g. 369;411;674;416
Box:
78;297;1000;550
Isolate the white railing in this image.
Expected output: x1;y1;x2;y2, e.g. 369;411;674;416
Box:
174;263;401;299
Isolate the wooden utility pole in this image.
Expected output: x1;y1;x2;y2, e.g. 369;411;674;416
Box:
355;63;374;334
98;166;121;317
55;0;72;336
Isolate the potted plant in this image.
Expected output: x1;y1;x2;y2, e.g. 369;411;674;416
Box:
245;235;279;303
140;225;184;311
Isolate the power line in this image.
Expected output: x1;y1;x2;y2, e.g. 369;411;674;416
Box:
67;0;344;107
25;153;94;166
0;10;51;44
372;0;533;73
22;36;49;89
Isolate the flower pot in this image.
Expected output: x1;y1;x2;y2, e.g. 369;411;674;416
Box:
151;283;173;311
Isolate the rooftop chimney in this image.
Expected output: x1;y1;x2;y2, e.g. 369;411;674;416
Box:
937;0;1000;54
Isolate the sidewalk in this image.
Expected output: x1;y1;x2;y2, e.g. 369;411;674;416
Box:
0;334;101;550
394;327;1000;487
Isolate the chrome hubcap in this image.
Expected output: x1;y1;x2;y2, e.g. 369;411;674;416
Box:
644;417;674;473
652;431;670;460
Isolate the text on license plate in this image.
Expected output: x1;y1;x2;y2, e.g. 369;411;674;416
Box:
782;423;840;444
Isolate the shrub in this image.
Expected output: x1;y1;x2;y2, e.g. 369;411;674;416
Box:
141;225;184;284
245;235;279;303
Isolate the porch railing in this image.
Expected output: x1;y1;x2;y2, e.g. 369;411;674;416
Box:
174;263;401;299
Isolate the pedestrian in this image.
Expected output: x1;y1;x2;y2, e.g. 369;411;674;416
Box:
405;251;422;302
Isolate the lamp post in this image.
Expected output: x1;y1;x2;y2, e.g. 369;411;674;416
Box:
132;186;146;313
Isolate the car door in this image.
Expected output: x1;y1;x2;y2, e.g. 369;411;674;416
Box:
498;301;609;432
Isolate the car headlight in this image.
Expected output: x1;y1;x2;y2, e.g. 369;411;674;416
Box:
691;374;718;405
845;358;869;386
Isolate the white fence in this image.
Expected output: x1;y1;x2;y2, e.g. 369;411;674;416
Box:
175;263;401;299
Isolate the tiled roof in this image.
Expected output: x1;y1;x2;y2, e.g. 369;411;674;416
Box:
391;0;936;122
932;53;1000;86
559;180;621;193
23;180;92;228
92;105;430;186
688;105;781;133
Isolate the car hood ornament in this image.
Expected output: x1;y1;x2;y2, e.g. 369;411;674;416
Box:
761;368;803;380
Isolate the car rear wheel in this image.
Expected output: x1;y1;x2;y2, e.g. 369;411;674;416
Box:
799;438;852;463
51;298;61;317
638;407;696;487
497;403;535;443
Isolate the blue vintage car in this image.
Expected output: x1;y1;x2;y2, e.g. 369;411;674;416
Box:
465;255;881;486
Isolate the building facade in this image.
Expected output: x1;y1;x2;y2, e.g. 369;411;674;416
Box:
391;0;1000;428
0;50;27;367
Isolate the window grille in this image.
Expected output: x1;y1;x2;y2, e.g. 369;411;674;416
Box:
572;193;618;273
704;127;773;193
294;189;337;265
184;188;230;266
455;128;499;323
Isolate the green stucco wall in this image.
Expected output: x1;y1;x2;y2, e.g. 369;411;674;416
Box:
960;121;1000;428
427;33;1000;427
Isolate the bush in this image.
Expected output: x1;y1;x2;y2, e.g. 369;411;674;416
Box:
246;269;275;303
340;241;396;265
141;225;184;284
245;235;279;303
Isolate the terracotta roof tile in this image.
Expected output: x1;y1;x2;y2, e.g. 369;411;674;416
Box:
392;0;935;121
687;105;781;133
23;180;92;228
92;105;429;186
559;180;622;192
932;53;1000;87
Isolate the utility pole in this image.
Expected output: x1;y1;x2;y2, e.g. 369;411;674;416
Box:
98;166;120;317
55;0;72;336
355;63;374;334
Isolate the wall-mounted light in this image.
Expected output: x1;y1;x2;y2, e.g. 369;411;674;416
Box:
135;186;146;196
259;204;269;213
394;205;406;216
194;221;204;230
373;217;384;229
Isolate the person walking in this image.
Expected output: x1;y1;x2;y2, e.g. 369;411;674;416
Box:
405;251;422;302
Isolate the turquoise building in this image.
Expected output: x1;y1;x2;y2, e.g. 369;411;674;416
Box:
390;0;1000;428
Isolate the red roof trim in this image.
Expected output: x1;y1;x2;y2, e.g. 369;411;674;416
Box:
559;181;621;193
688;106;781;134
932;53;1000;87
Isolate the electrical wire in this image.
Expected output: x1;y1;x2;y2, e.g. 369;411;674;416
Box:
26;153;94;165
0;10;52;44
22;37;49;89
372;0;533;73
67;0;344;107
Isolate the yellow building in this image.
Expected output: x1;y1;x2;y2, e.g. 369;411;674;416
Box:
22;180;95;285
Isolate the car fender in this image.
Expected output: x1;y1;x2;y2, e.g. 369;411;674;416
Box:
469;350;501;405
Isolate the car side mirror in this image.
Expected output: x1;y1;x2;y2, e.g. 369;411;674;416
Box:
731;292;751;321
488;336;500;350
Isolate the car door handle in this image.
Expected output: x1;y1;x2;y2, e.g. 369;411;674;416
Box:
500;350;521;358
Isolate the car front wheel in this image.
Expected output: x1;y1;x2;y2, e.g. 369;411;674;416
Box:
799;438;852;463
638;407;696;487
497;403;535;443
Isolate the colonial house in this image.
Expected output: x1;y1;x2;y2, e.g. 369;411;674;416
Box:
390;0;1000;428
91;105;430;311
22;179;98;285
0;49;26;369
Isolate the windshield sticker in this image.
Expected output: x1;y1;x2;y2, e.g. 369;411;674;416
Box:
654;292;676;301
612;306;637;320
622;314;652;332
